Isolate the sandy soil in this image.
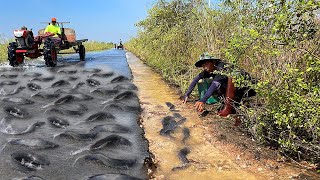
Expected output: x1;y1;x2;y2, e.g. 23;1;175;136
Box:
126;52;319;180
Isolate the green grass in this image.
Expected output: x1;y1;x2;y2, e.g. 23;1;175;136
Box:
83;41;114;51
0;35;9;63
60;40;114;54
0;43;7;62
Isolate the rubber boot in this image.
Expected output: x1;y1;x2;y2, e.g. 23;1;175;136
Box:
218;77;236;117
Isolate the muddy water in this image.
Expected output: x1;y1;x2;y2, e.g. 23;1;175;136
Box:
126;52;284;180
0;49;148;180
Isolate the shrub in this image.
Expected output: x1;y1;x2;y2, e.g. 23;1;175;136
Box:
126;0;320;165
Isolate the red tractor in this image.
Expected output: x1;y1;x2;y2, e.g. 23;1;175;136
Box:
8;22;88;67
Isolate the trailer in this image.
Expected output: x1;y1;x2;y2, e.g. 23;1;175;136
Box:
8;22;88;67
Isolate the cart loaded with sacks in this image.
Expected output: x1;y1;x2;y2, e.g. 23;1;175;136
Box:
8;22;88;67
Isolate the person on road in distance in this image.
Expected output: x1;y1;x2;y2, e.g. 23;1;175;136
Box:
183;53;236;116
44;18;61;38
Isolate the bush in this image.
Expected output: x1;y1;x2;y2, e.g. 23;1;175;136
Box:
0;35;10;62
126;0;320;165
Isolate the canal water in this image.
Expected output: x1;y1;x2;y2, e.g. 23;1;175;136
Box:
0;49;148;180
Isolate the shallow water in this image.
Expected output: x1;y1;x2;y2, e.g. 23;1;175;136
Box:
0;49;148;180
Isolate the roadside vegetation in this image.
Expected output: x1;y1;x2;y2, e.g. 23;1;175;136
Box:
0;35;9;61
60;40;114;54
126;0;320;167
83;41;114;51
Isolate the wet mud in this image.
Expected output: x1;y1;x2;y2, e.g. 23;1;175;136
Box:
0;50;148;179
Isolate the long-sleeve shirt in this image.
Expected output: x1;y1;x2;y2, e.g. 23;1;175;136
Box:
184;61;228;103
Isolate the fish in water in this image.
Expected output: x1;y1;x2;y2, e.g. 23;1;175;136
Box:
57;69;77;74
182;128;190;143
23;72;42;78
32;91;60;99
0;86;25;95
90;135;132;150
103;103;124;111
0;81;19;86
173;113;187;125
91;88;119;96
199;110;209;117
83;68;101;73
51;94;92;106
86;79;101;87
3;106;29;118
1;97;34;105
12;175;44;180
178;147;190;163
72;82;85;89
113;84;138;91
47;116;70;128
53;95;76;105
114;91;137;101
172;147;191;171
95;124;131;133
51;80;70;88
159;116;178;137
0;121;45;135
47;104;88;116
86;174;142;180
9;138;59;149
57;126;104;141
11;152;50;171
85;112;116;122
0;73;18;78
27;83;41;91
110;76;129;83
79;153;136;169
31;76;55;82
90;72;114;78
120;103;141;112
67;76;79;81
165;102;175;111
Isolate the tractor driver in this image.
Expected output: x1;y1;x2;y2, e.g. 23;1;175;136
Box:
44;18;61;38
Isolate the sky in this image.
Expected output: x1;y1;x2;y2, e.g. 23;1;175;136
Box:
0;0;156;43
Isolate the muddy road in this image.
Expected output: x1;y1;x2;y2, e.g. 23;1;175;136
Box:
0;50;148;180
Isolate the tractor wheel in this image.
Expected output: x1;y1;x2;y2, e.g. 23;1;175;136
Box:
79;44;85;61
8;42;24;67
44;38;57;67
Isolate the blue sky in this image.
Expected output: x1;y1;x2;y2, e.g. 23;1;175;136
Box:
0;0;155;43
0;0;218;43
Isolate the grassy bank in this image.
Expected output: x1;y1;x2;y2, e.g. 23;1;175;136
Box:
60;40;114;53
0;38;114;63
0;35;9;61
126;0;320;166
0;43;7;62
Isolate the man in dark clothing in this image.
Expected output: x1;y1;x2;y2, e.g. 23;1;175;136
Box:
183;54;229;113
184;53;256;116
